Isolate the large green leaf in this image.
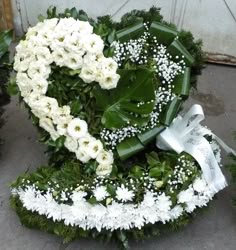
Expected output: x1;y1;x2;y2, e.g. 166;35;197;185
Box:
172;67;191;96
116;20;144;42
94;68;156;129
116;136;144;160
149;21;177;45
0;30;13;59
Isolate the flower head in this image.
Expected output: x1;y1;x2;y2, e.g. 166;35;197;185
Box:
67;118;88;139
116;185;134;202
93;186;108;201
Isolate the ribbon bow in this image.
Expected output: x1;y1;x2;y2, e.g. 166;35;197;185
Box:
156;104;236;193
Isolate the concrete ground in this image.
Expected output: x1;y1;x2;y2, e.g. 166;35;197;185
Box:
0;64;236;250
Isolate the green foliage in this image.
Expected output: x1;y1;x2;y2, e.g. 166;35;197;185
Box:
94;68;156;129
0;30;13;106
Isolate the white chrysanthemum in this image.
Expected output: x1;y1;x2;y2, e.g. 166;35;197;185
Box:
170;205;183;220
96;164;113;176
75;148;91;163
193;177;207;193
142;191;156;207
67;118;88;139
71;190;87;204
116;185;134;202
86;139;103;159
96;150;114;165
178;187;195;204
156;193;172;211
64;136;78;152
93;186;108;201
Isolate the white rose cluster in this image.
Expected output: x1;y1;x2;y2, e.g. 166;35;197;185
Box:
14;18;118;172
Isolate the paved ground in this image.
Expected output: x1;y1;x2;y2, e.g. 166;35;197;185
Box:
0;64;236;250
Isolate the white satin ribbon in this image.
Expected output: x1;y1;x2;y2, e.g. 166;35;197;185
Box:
156;104;236;193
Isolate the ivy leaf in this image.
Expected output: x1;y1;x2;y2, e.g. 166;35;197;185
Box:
93;68;156;129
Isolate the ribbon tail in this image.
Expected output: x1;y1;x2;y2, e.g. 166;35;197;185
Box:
184;137;227;193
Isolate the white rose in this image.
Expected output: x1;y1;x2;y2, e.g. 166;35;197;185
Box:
16;72;33;97
79;66;96;83
75;148;91;163
96;150;114;165
101;57;118;73
51;48;68;67
77;20;93;34
31;76;48;95
85;139;103;159
27;60;51;79
64;136;78;152
98;73;120;90
39;117;59;141
96;163;113;176
67;118;88;139
34;46;52;65
31;97;58;117
64;53;83;70
56;116;72;135
78;134;95;148
81;34;104;54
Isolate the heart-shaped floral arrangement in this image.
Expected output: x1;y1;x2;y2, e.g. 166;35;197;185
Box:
11;7;223;248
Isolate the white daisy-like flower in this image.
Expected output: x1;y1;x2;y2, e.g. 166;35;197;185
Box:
178;187;195;204
116;185;134;202
96;163;113;176
142;191;156;207
170;205;183;220
156;193;172;211
67;118;88;139
71;190;87;204
93;186;108;201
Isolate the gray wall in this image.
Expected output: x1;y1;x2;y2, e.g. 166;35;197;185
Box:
12;0;236;58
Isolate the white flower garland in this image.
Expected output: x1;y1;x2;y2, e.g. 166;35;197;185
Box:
14;18;120;172
12;176;214;231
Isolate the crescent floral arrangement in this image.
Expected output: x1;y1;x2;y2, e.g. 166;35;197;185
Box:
9;7;234;249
